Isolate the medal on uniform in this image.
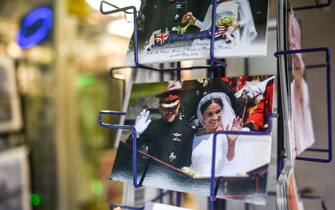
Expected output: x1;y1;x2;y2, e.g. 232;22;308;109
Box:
169;152;176;162
173;132;182;141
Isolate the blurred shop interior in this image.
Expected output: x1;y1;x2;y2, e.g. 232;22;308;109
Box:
0;0;334;210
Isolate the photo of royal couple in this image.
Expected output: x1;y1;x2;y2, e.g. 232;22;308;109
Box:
126;0;269;64
111;75;275;204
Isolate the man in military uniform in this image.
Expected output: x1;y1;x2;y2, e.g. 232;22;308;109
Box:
164;0;190;34
134;82;196;169
243;78;274;131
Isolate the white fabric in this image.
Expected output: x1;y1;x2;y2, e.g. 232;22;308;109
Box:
234;76;275;102
192;92;237;177
236;0;257;43
288;11;302;50
144;202;193;210
290;79;315;157
191;134;272;177
190;133;228;177
194;0;257;44
196;92;236;129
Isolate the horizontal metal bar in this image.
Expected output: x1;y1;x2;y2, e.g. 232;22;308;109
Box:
292;0;331;11
138;63;225;71
296;156;332;163
300;195;328;210
110;204;143;210
305;64;329;69
287;64;328;70
306;148;329;153
99;110;126;116
97;110;131;130
301;195;323;200
109;63;227;76
268;191;276;196
274;47;330;56
212;129;271;136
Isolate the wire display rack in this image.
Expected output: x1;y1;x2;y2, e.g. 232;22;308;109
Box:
97;0;333;209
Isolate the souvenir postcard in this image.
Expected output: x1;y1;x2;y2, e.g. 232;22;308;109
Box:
277;165;304;210
287;13;315;160
0;54;22;133
125;0;269;64
110;75;275;204
144;202;193;210
277;164;289;210
290;77;315;160
287;169;300;210
0;147;30;210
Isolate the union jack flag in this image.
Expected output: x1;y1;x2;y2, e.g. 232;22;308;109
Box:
154;32;169;45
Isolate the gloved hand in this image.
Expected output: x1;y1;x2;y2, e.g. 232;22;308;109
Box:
234;85;255;99
134;109;151;137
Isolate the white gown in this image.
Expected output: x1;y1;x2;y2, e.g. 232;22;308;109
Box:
194;1;240;42
193;0;257;46
290;79;315;157
190;133;228;177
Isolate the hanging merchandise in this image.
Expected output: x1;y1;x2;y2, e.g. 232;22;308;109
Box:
277;165;304;210
286;169;304;210
288;11;315;159
110;75;275;205
290;71;315;158
288;11;302;51
124;0;269;64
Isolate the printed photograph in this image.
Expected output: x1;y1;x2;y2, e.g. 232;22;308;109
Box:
125;0;269;64
287;170;300;210
0;55;22;133
0;147;30;210
288;11;315;159
111;75;275;204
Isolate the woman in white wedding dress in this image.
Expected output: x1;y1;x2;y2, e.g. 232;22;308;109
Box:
183;0;257;45
189;92;242;177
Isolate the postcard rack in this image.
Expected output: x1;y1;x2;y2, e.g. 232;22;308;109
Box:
275;0;333;209
276;0;333;167
275;47;333;163
97;0;333;209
